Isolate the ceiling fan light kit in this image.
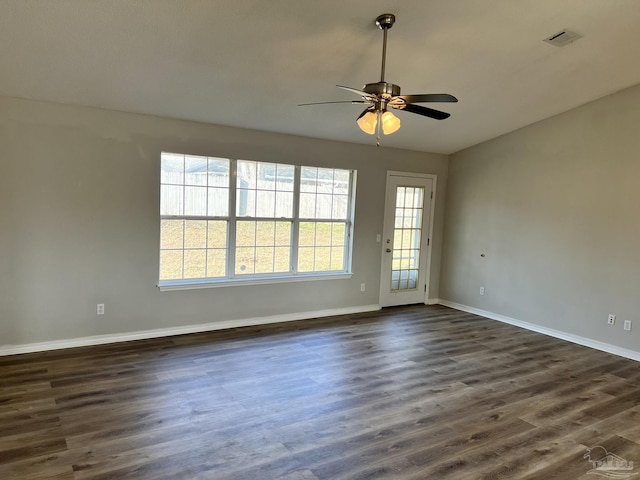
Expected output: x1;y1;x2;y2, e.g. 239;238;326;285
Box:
357;109;401;136
300;13;458;146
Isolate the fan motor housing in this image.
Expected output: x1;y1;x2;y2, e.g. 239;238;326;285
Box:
363;82;401;98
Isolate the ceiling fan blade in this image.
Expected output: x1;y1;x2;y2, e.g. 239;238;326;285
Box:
336;85;377;100
396;94;458;103
298;100;367;106
394;103;451;120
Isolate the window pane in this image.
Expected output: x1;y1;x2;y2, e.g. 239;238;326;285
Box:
317;168;334;193
334;170;350;195
234;221;291;275
332;195;348;220
256;221;275;246
207;249;226;277
184;220;207;249
236;221;256;247
237;189;256;217
184;250;206;278
275;222;291;246
330;248;345;270
185;155;208;186
396;187;406;208
300;193;316;218
275;191;293;218
315;194;333;219
314;247;331;271
185;186;207;216
208;158;230;187
207;221;227;248
331;223;345;246
258;162;277;188
407;249;420;269
160;250;183;280
237;160;257;189
208;187;228;216
236;247;255;274
161;153;184;185
299;222;315;247
275;247;290;271
237;161;291;219
299;168;350;222
315;223;331;246
408;269;418;289
255;247;275;273
404;188;414;209
161;185;183;216
394;229;403;249
300;167;317;192
256;190;276;217
400;208;412;228
298;247;314;272
297;222;346;273
394;213;403;229
277;165;295;191
409;230;422;249
161;220;184;249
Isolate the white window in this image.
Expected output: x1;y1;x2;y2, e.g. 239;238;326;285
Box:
159;153;355;288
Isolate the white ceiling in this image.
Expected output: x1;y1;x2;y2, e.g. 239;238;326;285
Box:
2;1;640;154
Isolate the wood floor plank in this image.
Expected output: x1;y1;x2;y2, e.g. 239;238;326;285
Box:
1;305;639;479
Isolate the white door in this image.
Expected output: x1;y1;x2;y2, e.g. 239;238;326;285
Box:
379;173;434;307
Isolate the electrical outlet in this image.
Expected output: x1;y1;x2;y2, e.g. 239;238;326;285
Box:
97;304;105;315
479;287;485;296
608;314;616;325
360;283;366;292
624;320;632;331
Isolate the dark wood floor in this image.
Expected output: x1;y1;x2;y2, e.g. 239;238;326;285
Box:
1;305;639;479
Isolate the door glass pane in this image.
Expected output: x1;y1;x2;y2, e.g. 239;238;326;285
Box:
390;186;424;292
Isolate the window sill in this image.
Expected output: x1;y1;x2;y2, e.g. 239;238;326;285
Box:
158;272;353;291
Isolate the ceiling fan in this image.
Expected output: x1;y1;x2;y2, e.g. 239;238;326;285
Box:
300;13;458;145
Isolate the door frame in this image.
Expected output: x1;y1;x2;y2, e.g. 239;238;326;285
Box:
379;171;437;307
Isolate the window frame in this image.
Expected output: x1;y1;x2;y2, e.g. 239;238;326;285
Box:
158;154;356;291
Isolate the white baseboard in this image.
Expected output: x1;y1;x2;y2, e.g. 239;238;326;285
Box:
0;304;381;357
426;298;441;305
438;299;640;362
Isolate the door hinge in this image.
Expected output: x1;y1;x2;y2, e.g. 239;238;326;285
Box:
424;285;427;292
430;191;433;199
427;238;430;246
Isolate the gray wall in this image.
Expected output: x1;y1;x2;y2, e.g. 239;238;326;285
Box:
0;96;448;347
441;83;640;353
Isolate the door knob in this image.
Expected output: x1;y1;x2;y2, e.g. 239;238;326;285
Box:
386;248;392;253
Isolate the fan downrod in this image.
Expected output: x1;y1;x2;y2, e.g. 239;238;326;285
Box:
372;14;398;97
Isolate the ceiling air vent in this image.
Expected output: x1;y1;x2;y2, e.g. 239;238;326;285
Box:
543;29;582;47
